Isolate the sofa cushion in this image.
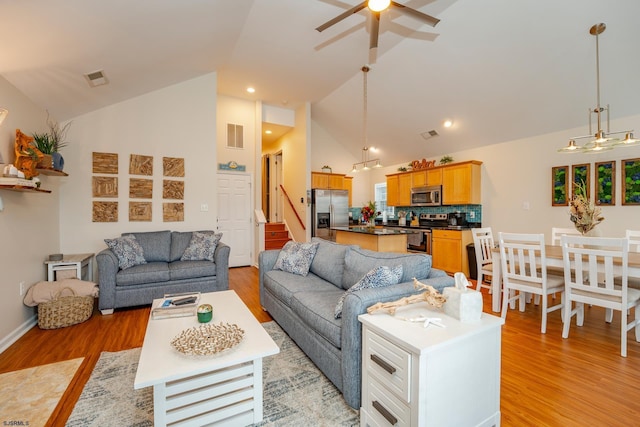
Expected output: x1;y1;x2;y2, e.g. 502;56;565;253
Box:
334;265;403;319
170;231;193;262
290;288;344;349
309;238;355;288
105;235;147;270
115;262;170;286
274;241;320;276
169;260;218;281
181;231;222;262
126;231;172;262
342;248;432;289
263;270;337;306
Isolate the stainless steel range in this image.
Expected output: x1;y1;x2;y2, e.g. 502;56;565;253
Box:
406;214;449;253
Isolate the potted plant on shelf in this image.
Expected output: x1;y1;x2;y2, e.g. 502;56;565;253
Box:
31;113;71;171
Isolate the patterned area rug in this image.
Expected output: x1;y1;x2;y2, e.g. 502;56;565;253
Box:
66;321;359;426
0;357;83;427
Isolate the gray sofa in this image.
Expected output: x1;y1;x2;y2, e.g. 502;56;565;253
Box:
259;238;454;409
97;230;230;314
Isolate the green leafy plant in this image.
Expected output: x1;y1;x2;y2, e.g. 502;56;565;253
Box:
397;166;407;172
31;112;71;154
32;132;56;154
440;155;454;164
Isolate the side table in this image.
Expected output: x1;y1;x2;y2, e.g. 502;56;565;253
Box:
44;253;95;282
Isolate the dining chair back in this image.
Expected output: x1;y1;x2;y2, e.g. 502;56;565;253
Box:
561;235;640;357
626;230;640;252
551;227;581;246
498;232;564;333
471;227;494;292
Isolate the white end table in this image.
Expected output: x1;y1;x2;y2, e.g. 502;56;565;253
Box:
44;253;95;282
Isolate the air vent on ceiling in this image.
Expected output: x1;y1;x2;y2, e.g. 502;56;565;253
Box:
421;130;439;140
84;70;109;87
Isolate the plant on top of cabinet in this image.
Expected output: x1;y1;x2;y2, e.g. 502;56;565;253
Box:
440;155;454;165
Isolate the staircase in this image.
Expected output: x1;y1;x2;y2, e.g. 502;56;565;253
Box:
265;223;291;250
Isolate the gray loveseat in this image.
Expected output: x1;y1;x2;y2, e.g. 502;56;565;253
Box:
259;237;454;409
97;230;229;314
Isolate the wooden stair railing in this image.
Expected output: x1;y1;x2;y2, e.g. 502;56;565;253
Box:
279;184;306;231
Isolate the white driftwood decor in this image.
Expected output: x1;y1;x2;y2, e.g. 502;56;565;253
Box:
170;322;244;356
367;278;447;315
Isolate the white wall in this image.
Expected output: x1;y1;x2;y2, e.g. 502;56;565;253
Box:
217;95;257;170
58;73;218;258
0;77;60;349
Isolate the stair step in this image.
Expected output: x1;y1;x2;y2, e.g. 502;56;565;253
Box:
266;230;289;239
265;238;291;250
266;223;286;232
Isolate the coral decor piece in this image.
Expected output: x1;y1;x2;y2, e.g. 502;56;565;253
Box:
367;278;447;315
14;129;44;179
170;322;245;356
569;180;604;235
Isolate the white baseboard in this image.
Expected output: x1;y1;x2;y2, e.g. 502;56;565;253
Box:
0;315;37;354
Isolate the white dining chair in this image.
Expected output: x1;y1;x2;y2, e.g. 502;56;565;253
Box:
471;227;494;293
551;227;582;246
561;235;640;357
615;230;640;290
499;232;564;333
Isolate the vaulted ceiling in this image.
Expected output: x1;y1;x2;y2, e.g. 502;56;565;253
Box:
2;0;639;166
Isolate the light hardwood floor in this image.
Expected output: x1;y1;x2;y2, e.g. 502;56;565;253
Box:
1;268;639;426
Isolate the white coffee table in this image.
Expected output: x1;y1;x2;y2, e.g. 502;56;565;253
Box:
134;290;279;427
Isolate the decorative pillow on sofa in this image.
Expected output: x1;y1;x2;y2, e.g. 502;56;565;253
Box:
273;241;320;277
181;231;223;262
334;264;403;319
104;235;147;270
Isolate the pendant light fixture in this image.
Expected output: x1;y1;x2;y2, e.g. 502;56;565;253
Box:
351;65;382;173
558;23;638;153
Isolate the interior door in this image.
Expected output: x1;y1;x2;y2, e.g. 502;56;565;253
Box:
217;173;252;267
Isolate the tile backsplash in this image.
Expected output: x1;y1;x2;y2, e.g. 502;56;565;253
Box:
351;205;482;224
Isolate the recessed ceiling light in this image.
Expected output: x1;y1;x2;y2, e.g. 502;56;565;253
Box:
246;87;255;93
265;130;272;134
443;119;453;128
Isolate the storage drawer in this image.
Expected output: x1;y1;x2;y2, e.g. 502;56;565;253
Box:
364;328;411;402
432;229;461;240
364;376;410;427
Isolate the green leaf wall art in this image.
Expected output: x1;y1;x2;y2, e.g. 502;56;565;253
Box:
552;165;568;206
622;158;640;205
595;161;615;206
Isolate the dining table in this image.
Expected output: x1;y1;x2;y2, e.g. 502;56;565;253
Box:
490;244;640;313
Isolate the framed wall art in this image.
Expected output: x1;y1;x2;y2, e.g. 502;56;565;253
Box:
551;165;569;206
622;158;640;205
571;163;590;199
595;161;615;206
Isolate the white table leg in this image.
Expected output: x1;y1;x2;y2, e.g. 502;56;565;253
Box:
492;257;502;312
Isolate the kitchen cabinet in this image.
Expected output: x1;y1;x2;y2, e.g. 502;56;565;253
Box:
359;308;503;427
343;176;353;207
411;171;426;187
412;169;443;187
441;161;481;205
311;172;345;189
398;173;412;206
432;229;473;276
426;168;442;186
386;174;399;207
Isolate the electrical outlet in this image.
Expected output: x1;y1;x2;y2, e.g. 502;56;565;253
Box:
469;211;475;219
200;204;209;212
19;281;25;296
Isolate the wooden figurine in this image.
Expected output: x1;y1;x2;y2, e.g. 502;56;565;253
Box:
14;129;43;179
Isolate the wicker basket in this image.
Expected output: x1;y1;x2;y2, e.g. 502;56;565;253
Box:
38;287;94;329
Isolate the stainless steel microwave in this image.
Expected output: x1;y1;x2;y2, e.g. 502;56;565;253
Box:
410;185;441;206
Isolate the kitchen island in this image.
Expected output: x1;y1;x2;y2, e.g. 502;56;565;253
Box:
333;226;420;253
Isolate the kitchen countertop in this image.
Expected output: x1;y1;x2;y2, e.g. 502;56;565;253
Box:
333;226;422;235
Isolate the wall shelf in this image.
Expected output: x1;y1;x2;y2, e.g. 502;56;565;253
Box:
36;167;69;177
0;185;51;193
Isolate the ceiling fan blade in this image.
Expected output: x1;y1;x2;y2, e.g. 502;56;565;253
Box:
370;12;380;49
316;1;368;32
390;1;440;27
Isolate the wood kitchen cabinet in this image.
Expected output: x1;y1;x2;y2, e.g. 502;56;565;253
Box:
398;173;412;206
386;174;399;207
412;169;443;187
432;229;473;276
312;172;345;189
343;176;353;207
441;161;482;205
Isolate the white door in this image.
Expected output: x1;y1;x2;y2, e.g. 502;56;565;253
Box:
217;173;252;267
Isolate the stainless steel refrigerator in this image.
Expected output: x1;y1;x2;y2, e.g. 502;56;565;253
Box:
311;189;349;241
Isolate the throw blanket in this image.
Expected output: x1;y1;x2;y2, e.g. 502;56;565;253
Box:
23;279;99;307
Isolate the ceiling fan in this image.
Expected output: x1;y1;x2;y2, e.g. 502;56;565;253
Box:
316;0;440;50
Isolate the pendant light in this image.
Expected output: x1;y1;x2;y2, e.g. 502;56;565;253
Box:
559;23;638;153
351;65;382;172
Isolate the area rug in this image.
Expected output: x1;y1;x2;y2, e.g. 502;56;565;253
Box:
0;357;83;427
66;321;359;426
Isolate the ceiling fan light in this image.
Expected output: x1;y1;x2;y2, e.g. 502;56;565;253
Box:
368;0;391;12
